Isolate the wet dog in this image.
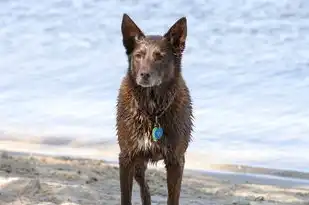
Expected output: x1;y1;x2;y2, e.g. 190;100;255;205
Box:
116;13;193;205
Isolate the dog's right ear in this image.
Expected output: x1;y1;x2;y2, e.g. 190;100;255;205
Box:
121;13;145;54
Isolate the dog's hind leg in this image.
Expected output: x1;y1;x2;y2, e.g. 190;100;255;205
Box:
134;160;151;205
165;155;185;205
119;153;134;205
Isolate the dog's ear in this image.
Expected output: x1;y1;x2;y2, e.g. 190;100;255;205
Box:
164;17;187;55
121;13;145;54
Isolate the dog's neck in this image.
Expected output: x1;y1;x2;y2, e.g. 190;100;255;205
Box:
128;74;177;119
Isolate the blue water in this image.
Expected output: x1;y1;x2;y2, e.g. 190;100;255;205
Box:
1;0;309;171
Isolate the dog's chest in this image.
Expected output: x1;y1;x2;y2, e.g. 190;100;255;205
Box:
133;128;165;162
136;131;154;151
131;114;158;150
128;100;165;154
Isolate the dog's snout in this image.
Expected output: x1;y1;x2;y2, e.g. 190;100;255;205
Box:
140;72;150;80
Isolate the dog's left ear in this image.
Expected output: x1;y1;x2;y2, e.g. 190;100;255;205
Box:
164;17;187;54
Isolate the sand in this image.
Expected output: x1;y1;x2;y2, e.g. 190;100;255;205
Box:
1;149;309;205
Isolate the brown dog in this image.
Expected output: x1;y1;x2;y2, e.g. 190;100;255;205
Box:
116;13;193;205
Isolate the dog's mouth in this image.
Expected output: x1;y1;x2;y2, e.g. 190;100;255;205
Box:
136;77;162;88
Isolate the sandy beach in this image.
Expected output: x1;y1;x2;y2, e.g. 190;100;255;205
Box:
1;143;309;205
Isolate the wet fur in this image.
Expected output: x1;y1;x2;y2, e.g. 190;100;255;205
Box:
116;13;193;205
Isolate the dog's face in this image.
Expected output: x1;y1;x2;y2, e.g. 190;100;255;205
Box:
121;14;187;88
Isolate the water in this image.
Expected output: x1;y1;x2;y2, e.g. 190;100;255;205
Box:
1;0;309;172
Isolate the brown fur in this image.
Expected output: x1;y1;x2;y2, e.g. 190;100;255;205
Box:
116;13;193;205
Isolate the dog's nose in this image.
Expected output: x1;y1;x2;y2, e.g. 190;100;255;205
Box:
140;72;150;80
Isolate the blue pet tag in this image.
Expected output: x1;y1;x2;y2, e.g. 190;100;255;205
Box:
152;127;163;142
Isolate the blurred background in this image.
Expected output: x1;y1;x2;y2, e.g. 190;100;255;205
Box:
0;0;309;171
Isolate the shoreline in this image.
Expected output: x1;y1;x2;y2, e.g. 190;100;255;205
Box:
3;149;309;185
1;139;309;182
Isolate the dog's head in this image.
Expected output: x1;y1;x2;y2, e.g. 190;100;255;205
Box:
121;14;187;88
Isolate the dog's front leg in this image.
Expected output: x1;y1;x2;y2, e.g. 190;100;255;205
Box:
134;159;151;205
165;155;185;205
119;153;134;205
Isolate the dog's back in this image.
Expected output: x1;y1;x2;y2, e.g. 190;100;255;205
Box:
116;13;193;205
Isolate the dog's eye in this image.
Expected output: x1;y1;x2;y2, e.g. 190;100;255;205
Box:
154;52;163;61
135;52;144;60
